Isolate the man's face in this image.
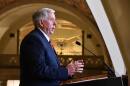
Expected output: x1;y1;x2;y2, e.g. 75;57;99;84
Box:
40;13;56;36
47;13;56;34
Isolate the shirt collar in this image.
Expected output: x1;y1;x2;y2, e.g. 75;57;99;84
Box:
38;28;50;42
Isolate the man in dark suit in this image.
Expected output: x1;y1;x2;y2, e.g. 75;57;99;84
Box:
20;8;84;86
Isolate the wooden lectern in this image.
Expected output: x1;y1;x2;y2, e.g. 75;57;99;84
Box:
61;75;127;86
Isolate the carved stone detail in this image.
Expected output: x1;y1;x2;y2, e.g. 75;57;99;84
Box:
0;0;91;17
0;0;16;9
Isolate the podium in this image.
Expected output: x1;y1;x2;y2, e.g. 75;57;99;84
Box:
61;75;126;86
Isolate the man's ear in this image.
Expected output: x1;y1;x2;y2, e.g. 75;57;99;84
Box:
40;20;48;28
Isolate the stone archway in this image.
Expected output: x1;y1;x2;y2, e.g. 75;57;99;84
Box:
0;2;104;55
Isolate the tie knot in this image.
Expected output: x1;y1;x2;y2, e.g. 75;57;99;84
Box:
49;41;53;48
49;41;51;44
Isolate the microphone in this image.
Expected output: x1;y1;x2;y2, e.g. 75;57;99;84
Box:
75;41;116;77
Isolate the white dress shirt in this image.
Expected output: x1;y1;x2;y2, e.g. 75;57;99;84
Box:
39;28;50;42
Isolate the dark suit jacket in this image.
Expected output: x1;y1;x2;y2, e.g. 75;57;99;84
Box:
20;28;68;86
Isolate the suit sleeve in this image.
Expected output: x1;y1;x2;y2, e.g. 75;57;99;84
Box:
20;35;69;81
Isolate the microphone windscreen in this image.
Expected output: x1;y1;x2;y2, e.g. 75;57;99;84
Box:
75;41;81;45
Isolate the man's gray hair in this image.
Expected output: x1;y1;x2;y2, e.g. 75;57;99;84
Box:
32;8;55;27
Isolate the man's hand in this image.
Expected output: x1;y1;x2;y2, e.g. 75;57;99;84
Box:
74;60;84;73
66;60;84;76
66;61;76;76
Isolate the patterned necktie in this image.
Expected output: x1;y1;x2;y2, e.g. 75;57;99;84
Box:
49;41;55;52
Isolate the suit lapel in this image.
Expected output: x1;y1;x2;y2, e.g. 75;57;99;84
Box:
34;28;60;66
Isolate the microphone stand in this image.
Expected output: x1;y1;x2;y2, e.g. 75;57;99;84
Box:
83;46;116;77
76;41;116;77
